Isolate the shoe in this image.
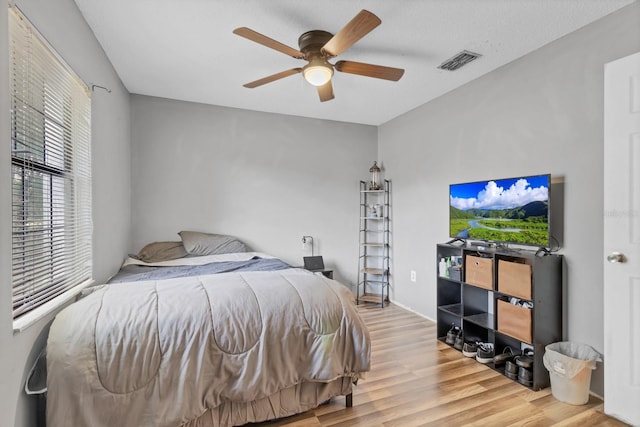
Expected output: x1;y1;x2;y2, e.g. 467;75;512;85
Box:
445;324;460;345
515;348;534;369
453;332;464;350
475;342;494;364
494;346;518;366
505;360;519;379
462;341;478;358
518;366;533;387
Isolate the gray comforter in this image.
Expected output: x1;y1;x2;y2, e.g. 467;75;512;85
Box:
46;267;370;427
108;257;291;283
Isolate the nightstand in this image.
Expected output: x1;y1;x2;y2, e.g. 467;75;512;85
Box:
295;266;333;279
314;269;333;279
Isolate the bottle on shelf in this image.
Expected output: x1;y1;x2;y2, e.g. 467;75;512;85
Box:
439;258;448;278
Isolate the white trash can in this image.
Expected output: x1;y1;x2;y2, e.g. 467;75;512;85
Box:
543;342;602;405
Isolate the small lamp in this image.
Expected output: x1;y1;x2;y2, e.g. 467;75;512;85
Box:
369;161;381;190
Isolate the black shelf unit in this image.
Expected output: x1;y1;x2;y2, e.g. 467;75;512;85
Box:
436;242;563;391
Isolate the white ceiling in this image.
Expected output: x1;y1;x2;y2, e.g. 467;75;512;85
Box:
74;0;634;126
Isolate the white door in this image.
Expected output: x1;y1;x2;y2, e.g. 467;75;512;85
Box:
604;51;640;426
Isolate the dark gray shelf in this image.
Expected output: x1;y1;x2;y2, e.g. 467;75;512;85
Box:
439;303;462;317
436;242;563;391
464;312;494;329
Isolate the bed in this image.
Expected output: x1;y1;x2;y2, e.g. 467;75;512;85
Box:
46;232;371;427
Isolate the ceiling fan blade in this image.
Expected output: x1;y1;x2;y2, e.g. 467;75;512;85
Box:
243;68;303;88
335;60;404;81
322;10;381;57
317;80;335;102
233;27;304;59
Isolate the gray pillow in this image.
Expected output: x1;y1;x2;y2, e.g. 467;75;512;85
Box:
133;241;188;263
178;231;248;256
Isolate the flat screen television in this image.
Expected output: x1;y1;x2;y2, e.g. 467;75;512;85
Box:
449;174;550;248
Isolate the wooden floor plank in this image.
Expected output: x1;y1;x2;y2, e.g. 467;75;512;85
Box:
252;303;629;426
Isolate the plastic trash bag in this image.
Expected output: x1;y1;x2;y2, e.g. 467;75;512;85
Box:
543;341;602;379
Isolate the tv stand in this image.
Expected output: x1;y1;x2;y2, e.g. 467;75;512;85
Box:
436;242;563;390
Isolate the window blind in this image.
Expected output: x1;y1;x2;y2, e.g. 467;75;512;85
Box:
9;6;93;321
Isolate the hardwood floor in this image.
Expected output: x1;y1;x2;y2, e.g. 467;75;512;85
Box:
259;303;629;427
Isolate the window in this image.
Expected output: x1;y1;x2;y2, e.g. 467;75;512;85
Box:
9;6;93;328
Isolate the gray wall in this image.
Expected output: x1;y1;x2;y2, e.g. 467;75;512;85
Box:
378;2;640;397
0;1;131;426
130;95;377;285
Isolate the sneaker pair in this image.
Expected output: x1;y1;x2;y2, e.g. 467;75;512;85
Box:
462;341;478;357
445;324;461;345
475;342;494;364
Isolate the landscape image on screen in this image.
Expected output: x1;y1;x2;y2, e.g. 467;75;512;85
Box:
449;175;549;247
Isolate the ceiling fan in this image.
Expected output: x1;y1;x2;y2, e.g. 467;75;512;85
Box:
233;10;404;102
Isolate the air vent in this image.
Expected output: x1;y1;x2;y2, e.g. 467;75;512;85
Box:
437;50;482;71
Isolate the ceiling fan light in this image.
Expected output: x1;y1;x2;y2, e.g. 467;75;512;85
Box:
303;63;333;86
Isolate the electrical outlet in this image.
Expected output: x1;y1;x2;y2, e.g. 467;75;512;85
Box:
410;270;416;282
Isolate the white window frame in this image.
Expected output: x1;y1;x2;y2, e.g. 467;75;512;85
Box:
9;5;93;332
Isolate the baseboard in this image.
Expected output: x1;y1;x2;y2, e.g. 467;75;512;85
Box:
389;299;436;323
590;390;603;400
